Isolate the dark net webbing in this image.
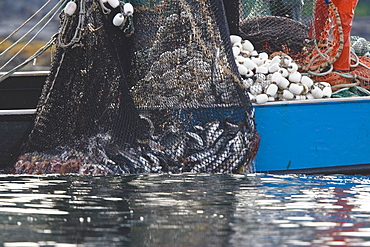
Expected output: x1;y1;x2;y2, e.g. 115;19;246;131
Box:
29;12;144;150
13;0;259;175
237;0;311;55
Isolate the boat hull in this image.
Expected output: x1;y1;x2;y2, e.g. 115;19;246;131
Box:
0;110;35;169
253;97;370;174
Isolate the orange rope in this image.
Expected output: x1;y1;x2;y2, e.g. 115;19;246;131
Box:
296;0;343;73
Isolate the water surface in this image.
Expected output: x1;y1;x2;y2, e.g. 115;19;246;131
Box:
1;173;370;246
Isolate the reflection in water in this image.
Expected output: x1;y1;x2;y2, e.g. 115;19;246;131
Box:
1;174;370;246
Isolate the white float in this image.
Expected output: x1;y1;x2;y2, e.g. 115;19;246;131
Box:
64;1;77;16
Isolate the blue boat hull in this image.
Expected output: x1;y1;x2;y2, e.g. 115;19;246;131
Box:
253;97;370;174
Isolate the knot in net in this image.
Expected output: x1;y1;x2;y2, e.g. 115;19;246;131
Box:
13;0;259;175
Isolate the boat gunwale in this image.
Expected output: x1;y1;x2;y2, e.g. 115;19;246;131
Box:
0;109;36;116
0;71;49;77
252;96;370;107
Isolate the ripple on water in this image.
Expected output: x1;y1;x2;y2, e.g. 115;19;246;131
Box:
0;174;370;246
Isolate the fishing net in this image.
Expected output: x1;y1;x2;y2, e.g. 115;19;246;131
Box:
237;0;343;73
351;36;370;57
13;0;259;175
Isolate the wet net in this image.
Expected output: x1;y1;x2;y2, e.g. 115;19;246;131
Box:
13;0;259;175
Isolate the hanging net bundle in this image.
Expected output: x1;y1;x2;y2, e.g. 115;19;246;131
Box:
13;0;259;175
235;0;343;73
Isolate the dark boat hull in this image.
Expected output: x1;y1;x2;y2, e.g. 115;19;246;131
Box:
0;110;35;168
0;71;46;110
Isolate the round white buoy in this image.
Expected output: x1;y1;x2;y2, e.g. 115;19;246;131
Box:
322;86;332;98
256;66;268;74
230;35;242;44
268;63;280;73
240;49;250;57
301;75;313;88
311;86;324;99
108;0;120;8
255;94;269;104
243;59;257;70
283;55;292;66
282;89;294;100
232;47;241;57
64;1;77;16
233;42;242;50
278;68;289;77
251;57;263;66
277;77;290;89
237;65;249;76
245;69;254;78
258;52;269;60
288;71;302;83
123;3;134;16
271;71;282;84
113;13;125;26
235;55;245;64
250;50;259;57
288;83;303;95
242;40;254;52
287;62;298;73
306;93;315;100
266;83;278;97
270;56;281;64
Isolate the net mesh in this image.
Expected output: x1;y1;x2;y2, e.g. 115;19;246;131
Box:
13;0;259;175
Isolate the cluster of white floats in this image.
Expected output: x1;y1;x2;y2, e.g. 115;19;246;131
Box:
64;0;134;27
230;35;332;104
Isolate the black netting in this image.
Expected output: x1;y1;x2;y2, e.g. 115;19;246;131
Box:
237;0;313;54
235;0;333;61
13;0;259;175
240;15;309;54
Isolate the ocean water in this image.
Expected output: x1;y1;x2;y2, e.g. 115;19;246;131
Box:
1;173;370;247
